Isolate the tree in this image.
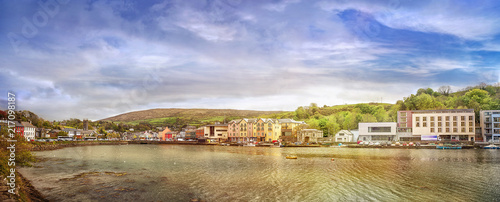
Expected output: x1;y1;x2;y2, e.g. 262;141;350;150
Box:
425;88;434;95
295;107;307;119
416;88;427;95
57;131;68;136
438;86;452;96
361;114;377;122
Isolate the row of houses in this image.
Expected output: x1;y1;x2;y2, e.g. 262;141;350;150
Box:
156;118;323;143
336;109;500;143
0;120;99;141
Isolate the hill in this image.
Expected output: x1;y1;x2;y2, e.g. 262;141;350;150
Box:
101;108;286;125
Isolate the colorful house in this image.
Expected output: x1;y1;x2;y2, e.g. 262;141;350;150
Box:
159;127;172;141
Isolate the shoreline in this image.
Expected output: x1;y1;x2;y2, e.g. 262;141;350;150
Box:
2;141;127;202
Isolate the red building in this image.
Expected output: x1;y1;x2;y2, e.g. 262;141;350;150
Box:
196;128;204;139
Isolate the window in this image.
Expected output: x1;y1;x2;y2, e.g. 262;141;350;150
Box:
430;117;434;121
431;122;435;127
401;117;407;122
423;122;427;127
423;117;427;121
438;122;442;127
469;122;473;127
368;127;392;133
401;123;407;127
446;128;450;132
438;116;442;121
438;128;442;132
461;116;465;121
416;122;420;127
486;117;491;122
401;112;407;116
461;122;465;127
469;128;473;132
453;122;457;127
461;128;465;133
446;122;450;127
453;116;457;121
430;128;435;133
446;116;450;121
453;128;458;133
416;117;420;121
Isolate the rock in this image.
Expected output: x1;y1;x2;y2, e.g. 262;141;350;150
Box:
0;186;8;192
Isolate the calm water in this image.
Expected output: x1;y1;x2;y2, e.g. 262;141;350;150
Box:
19;145;500;201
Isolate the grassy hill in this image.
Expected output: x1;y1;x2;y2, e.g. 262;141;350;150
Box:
101;108;287;126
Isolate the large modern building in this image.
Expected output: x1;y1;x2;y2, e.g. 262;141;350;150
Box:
358;122;397;142
398;109;475;141
480;110;500;142
204;123;228;142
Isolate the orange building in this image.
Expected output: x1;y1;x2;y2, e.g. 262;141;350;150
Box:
159;127;172;141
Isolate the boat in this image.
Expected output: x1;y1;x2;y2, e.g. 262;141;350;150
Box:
243;143;256;147
484;144;500;149
436;145;462;149
286;156;297;159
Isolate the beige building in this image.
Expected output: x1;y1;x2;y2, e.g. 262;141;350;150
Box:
204;123;228;142
298;129;323;143
411;109;475;141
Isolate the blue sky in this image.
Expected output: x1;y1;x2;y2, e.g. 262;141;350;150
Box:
1;0;499;121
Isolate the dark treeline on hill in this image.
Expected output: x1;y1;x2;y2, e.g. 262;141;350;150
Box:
1;83;499;135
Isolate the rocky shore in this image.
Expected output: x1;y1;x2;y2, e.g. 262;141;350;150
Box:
26;141;128;151
1;141;128;201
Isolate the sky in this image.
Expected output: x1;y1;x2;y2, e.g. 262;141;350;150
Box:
1;0;500;121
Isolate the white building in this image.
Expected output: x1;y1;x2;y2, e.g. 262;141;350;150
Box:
21;122;36;141
358;122;397;142
334;130;358;142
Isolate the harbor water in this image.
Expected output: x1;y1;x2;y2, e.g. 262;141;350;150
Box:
19;145;500;201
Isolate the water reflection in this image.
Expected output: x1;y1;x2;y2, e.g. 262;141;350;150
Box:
19;145;500;201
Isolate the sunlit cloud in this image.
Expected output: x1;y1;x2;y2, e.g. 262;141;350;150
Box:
0;0;499;120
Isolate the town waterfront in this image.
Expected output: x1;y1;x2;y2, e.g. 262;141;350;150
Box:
19;145;500;201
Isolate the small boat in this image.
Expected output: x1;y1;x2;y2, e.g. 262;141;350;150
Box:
436;145;462;149
243;143;256;147
286;156;297;159
484;144;500;149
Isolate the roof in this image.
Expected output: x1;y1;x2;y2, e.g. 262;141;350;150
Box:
81;130;96;134
302;129;322;132
15;121;23;127
278;119;306;124
410;109;474;113
63;128;81;132
21;122;36;128
336;130;354;135
205;123;229;127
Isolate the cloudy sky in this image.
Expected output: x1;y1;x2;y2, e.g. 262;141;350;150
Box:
1;0;499;121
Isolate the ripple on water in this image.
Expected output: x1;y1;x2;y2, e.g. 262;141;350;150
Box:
18;145;500;201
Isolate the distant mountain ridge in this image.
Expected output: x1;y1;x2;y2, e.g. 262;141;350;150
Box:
101;108;286;123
